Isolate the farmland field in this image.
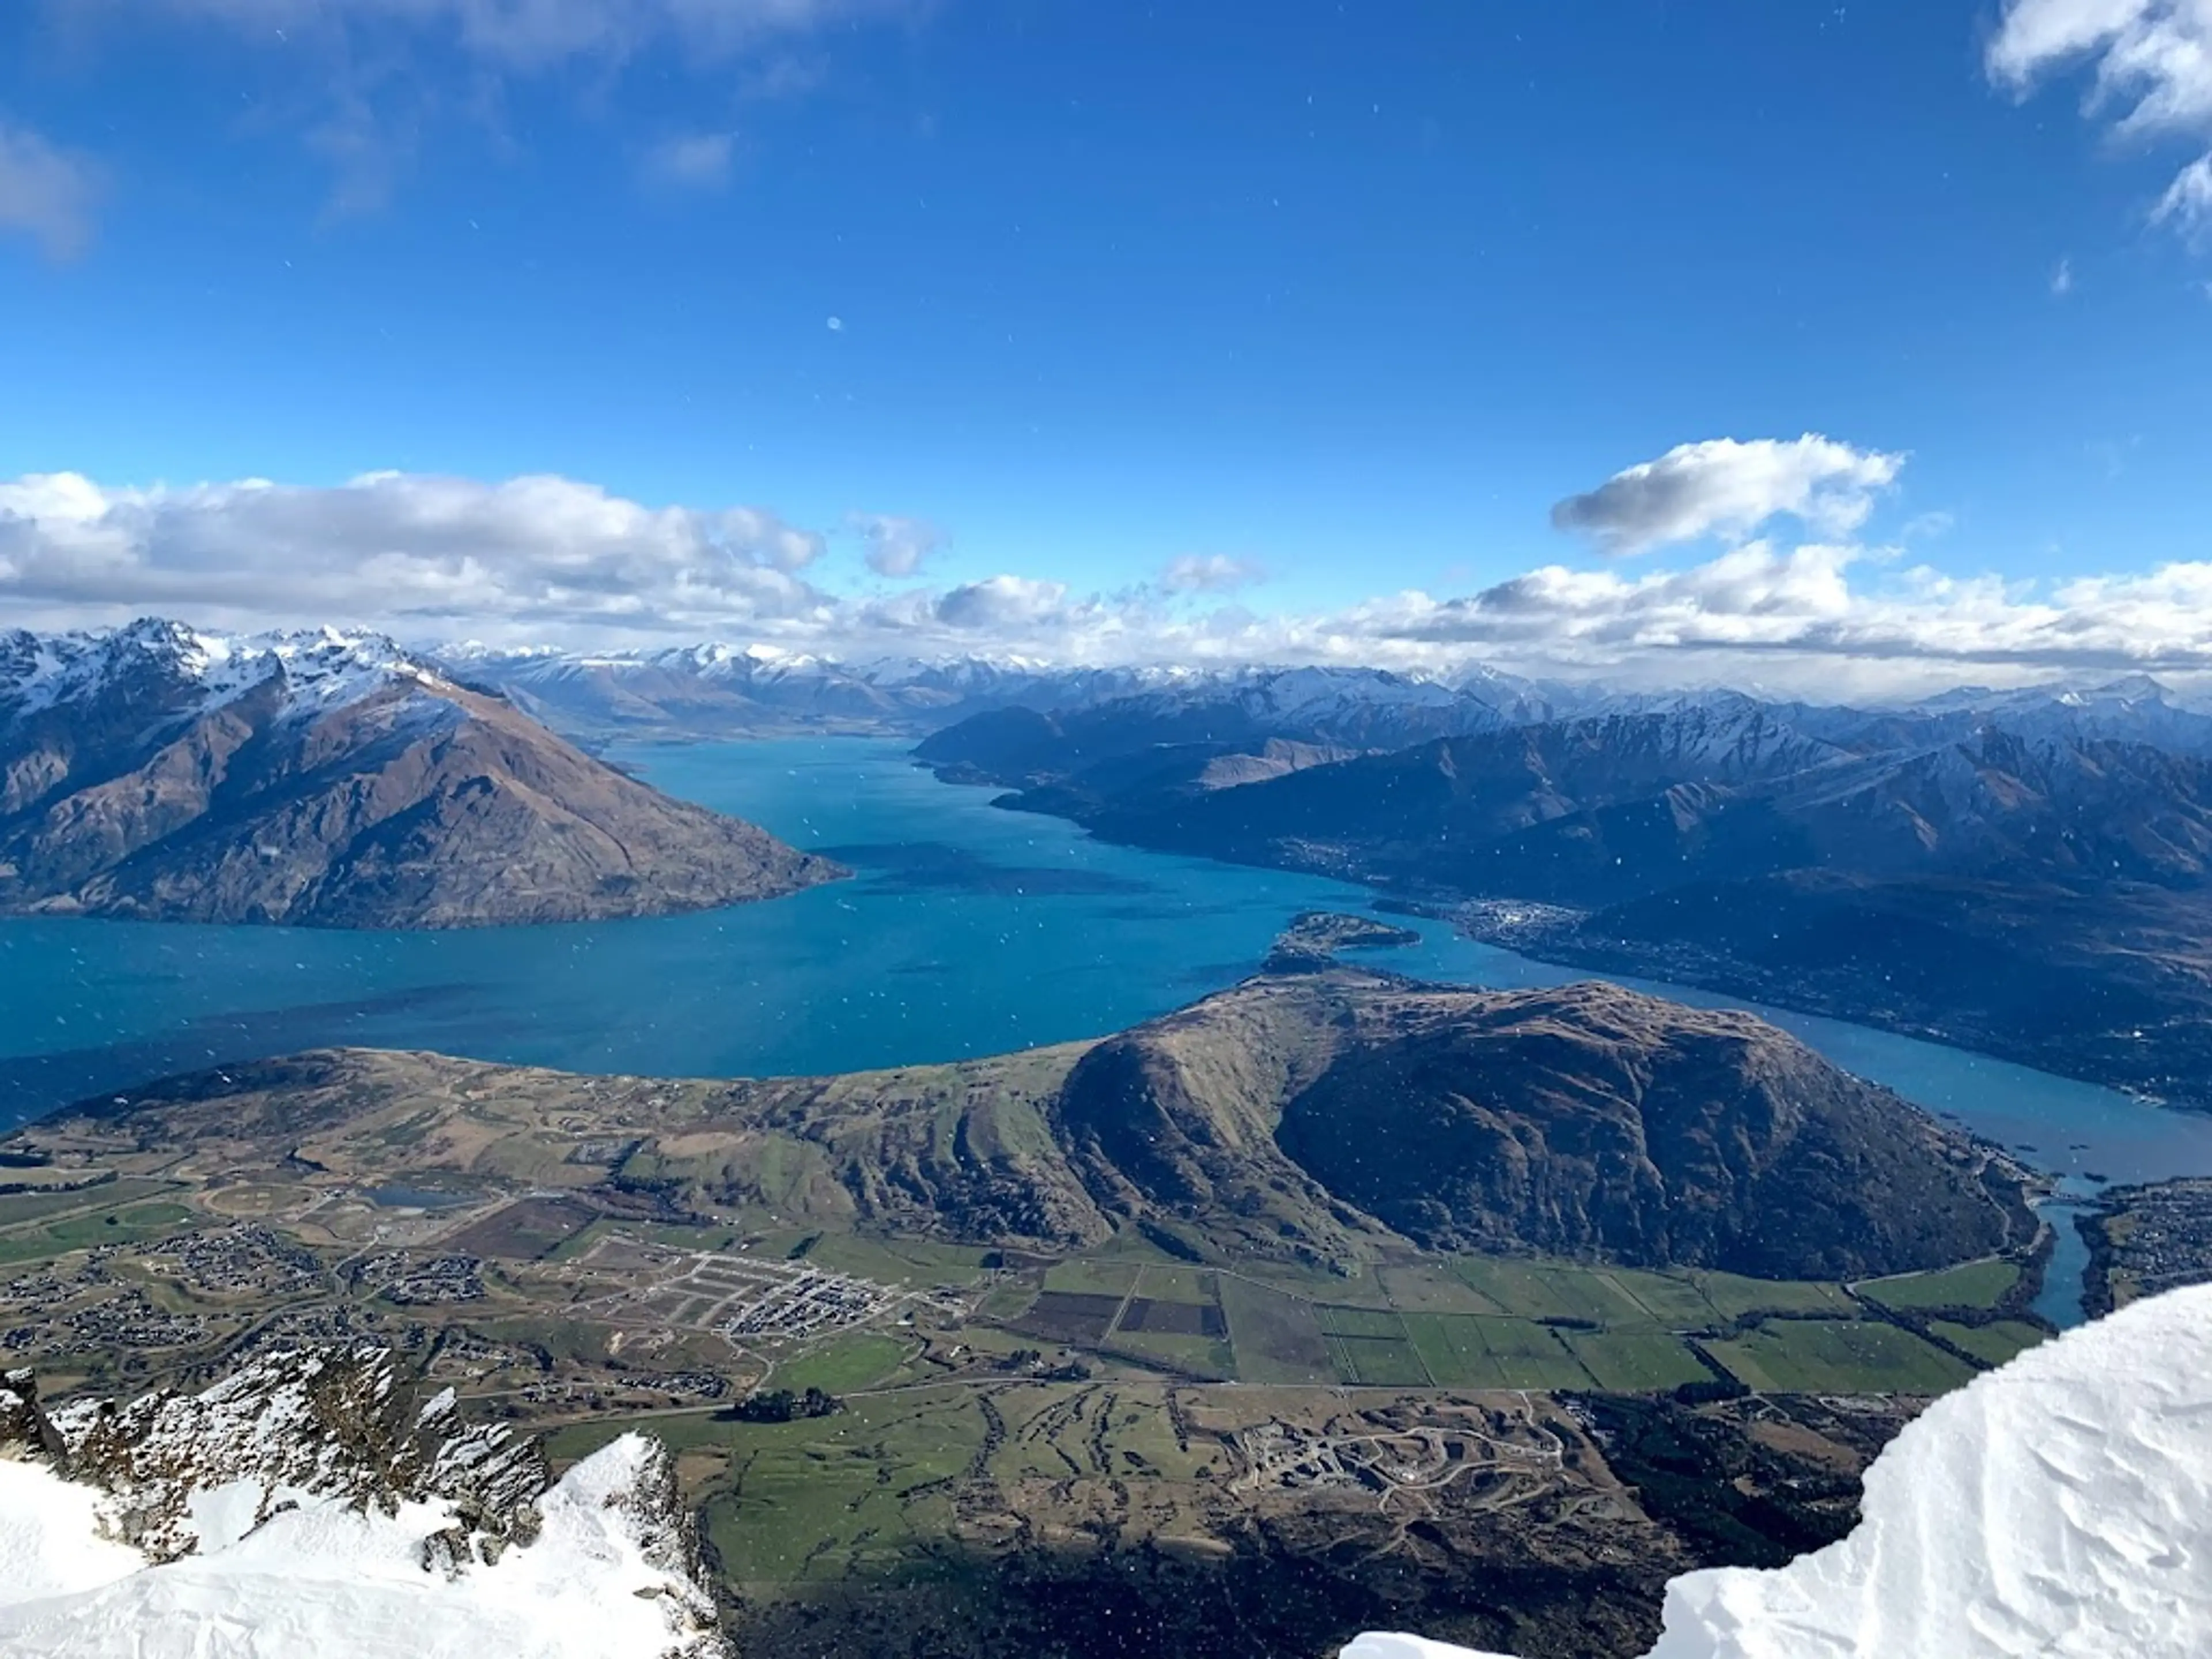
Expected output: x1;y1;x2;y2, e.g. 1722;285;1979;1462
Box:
1708;1319;1977;1393
1929;1319;2047;1368
769;1331;914;1393
1324;1333;1433;1385
1858;1259;2020;1312
1216;1274;1333;1384
1560;1328;1713;1392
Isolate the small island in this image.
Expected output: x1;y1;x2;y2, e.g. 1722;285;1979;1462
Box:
1260;910;1422;974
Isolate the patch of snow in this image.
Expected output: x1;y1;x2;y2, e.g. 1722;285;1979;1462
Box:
0;1459;143;1607
1343;1283;2212;1659
0;1435;719;1659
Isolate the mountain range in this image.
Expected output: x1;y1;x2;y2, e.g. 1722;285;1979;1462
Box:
443;639;2212;755
912;685;2212;1108
440;645;1595;744
0;620;839;928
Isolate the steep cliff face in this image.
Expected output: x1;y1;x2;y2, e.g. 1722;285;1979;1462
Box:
1269;983;2023;1278
0;1348;730;1658
0;619;840;927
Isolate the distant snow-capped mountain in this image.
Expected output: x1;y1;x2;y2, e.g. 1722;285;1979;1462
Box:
1893;674;2212;755
441;642;1601;743
2;617;454;730
433;637;2212;757
0;1347;729;1658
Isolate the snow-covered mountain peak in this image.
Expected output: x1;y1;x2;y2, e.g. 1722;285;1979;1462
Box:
0;1346;730;1658
1;618;457;729
1347;1282;2212;1659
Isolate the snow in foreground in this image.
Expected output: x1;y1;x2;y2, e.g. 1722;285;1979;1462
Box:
0;1434;711;1659
1346;1282;2212;1659
0;1350;726;1659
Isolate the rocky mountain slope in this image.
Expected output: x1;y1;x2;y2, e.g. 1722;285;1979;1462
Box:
1501;873;2212;1108
0;1346;728;1657
943;701;2212;899
0;619;840;927
925;691;2212;1106
1347;1282;2212;1659
29;962;2029;1280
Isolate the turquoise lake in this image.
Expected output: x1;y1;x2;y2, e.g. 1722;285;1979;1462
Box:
6;736;2209;1323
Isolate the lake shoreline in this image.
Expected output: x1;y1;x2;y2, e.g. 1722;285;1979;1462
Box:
930;757;2212;1119
9;737;2212;1329
1443;900;2203;1119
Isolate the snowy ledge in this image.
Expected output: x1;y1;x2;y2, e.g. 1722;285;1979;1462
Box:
0;1349;729;1659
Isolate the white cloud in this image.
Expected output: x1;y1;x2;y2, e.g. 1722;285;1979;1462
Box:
17;468;2212;699
932;574;1070;632
849;513;942;578
642;132;736;190
0;471;830;636
2156;153;2212;233
1349;544;2212;687
1161;554;1266;594
2052;254;2077;293
1990;0;2212;241
0;119;101;260
1548;435;1904;556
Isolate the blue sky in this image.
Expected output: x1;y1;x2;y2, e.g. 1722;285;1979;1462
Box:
1;0;2210;690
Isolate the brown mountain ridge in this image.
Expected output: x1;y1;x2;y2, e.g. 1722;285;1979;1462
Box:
0;620;841;928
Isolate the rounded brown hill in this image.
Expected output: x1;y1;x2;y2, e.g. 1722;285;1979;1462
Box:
1052;974;2033;1281
29;969;2033;1286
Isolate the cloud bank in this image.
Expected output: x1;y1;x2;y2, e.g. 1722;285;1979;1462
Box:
1991;0;2212;238
10;464;2212;698
1548;435;1904;556
0;471;831;636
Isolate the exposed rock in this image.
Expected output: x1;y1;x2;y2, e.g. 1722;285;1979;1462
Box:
21;1346;545;1562
0;1346;732;1658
